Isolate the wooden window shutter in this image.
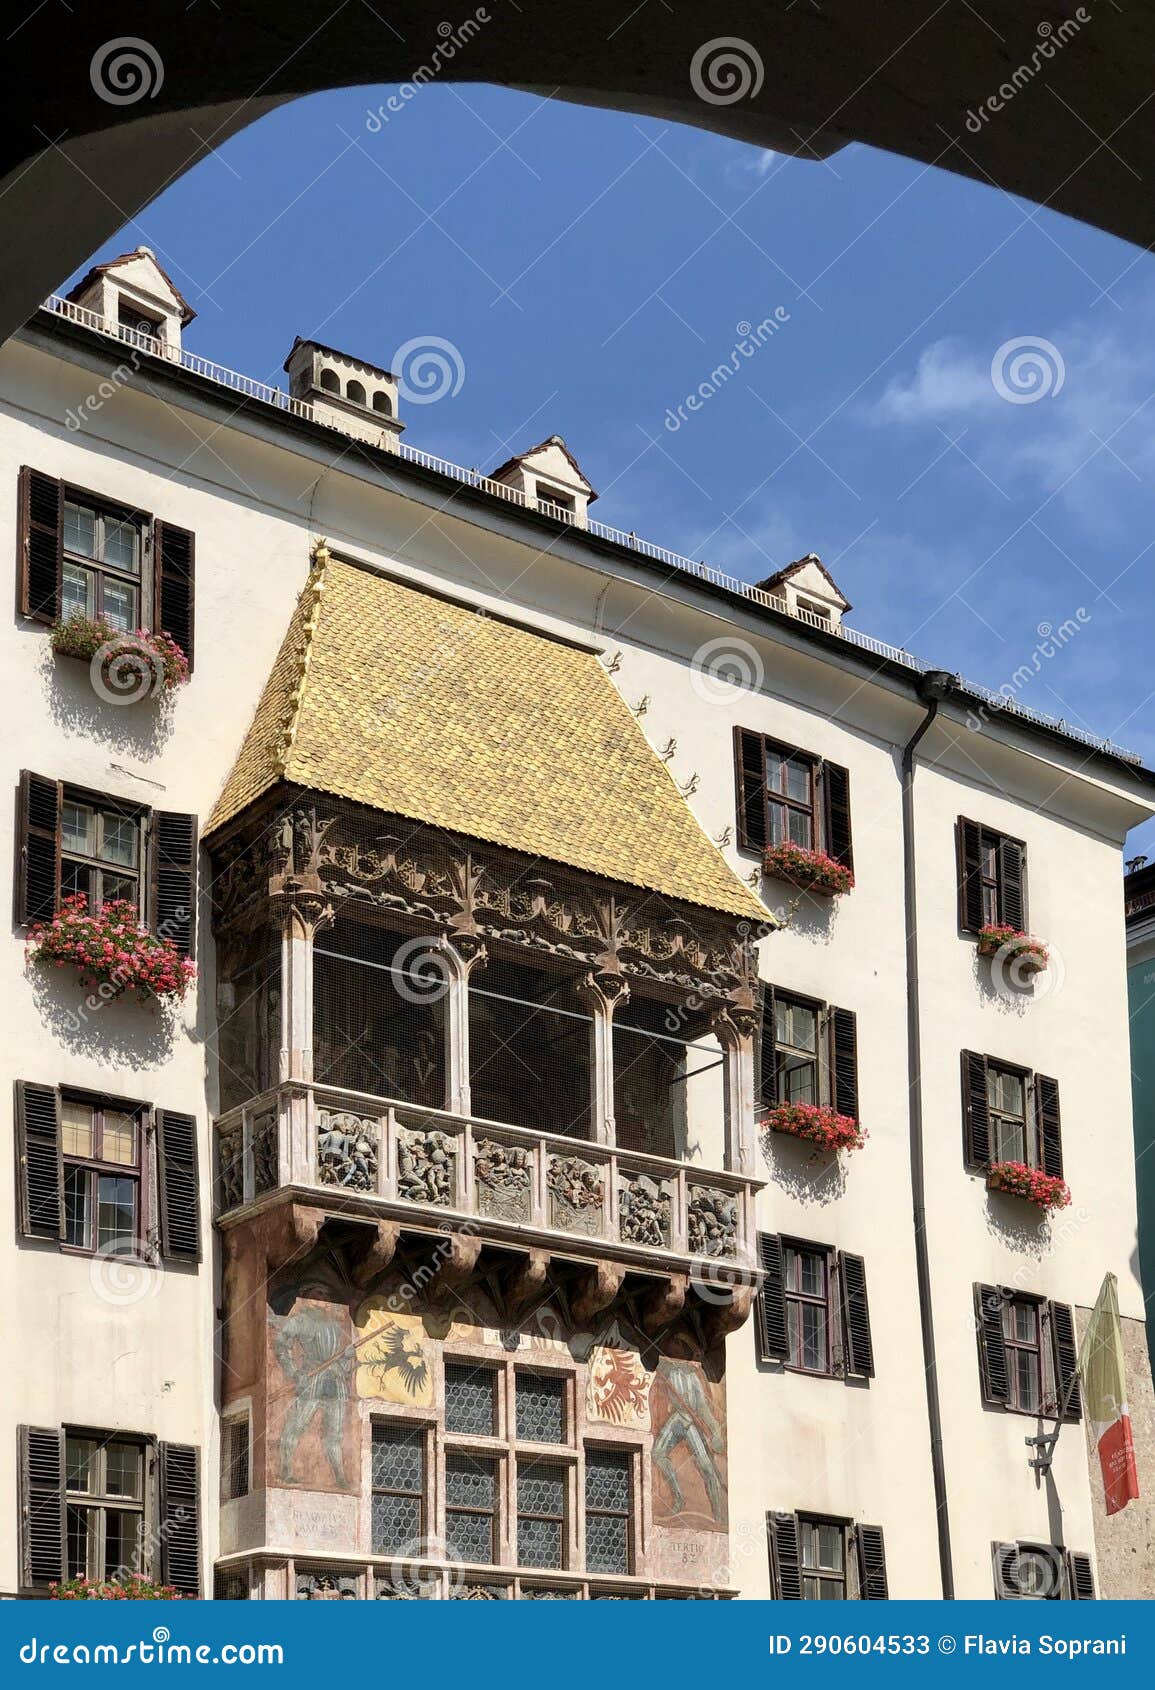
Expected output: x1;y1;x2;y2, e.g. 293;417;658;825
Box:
992;1541;1023;1599
855;1523;889;1599
838;1251;875;1378
1046;1301;1081;1420
957;817;984;933
1034;1073;1064;1179
758;983;777;1109
820;760;853;870
159;1442;201;1595
999;836;1026;930
829;1005;859;1120
961;1050;991;1168
975;1283;1011;1405
150;810;198;958
757;1233;789;1361
154;520;195;670
16;770;61;925
17;467;63;625
767;1511;803;1599
19;1425;65;1587
735;728;768;852
1066;1551;1096;1600
15;1081;63;1240
156;1109;200;1260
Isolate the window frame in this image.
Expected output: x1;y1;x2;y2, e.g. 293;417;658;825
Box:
957;817;1029;934
994;1540;1066;1600
59;789;146;916
60;488;150;636
59;1089;148;1260
985;1057;1036;1167
372;1351;640;1578
761;738;820;851
797;1513;851;1601
370;1419;430;1556
769;990;825;1108
63;1429;149;1585
783;1241;834;1376
1003;1295;1044;1416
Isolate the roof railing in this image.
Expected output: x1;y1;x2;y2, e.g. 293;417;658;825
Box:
39;293;1140;765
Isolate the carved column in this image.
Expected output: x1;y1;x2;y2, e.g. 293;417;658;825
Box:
711;1006;759;1175
270;873;334;1188
442;936;487;1116
577;971;630;1145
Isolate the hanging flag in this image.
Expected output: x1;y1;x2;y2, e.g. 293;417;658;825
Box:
1078;1273;1140;1516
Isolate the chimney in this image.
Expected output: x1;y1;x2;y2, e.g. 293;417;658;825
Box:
284;338;405;451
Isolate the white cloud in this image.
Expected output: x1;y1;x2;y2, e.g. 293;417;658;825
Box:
873;339;1000;423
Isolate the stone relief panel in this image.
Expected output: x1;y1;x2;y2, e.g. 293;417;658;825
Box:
474;1139;534;1222
686;1186;738;1258
618;1172;672;1248
317;1111;379;1192
396;1128;457;1207
546;1154;605;1236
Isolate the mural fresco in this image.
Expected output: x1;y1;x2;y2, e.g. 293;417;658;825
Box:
650;1357;728;1533
586;1331;653;1428
354;1299;435;1405
267;1287;357;1493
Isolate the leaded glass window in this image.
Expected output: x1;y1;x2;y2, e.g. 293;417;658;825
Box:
371;1423;425;1554
516;1371;566;1444
446;1364;497;1437
584;1449;631;1575
517;1461;566;1570
445;1453;497;1565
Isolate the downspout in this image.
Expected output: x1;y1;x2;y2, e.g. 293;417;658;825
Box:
903;669;957;1600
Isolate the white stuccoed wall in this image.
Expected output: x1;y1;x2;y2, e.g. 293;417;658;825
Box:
0;320;1149;1598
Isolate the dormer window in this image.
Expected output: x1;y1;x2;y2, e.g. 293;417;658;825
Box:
373;391;393;417
62;496;146;633
117;301;162;344
537;485;576;520
346;379;367;406
319;368;340;394
798;598;831;623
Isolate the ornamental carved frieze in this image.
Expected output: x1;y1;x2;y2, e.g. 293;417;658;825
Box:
686;1186;739;1259
209;791;754;1004
317;1110;379;1192
618;1172;672;1248
474;1139;534;1221
547;1155;606;1237
396;1128;457;1207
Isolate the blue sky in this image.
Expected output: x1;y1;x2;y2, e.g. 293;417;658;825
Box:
65;81;1155;851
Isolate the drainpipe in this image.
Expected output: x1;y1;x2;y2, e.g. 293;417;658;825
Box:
903;669;957;1600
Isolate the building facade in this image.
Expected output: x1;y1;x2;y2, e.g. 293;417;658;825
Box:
3;251;1153;1601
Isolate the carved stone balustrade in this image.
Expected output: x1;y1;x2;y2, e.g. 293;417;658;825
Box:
214;1081;762;1287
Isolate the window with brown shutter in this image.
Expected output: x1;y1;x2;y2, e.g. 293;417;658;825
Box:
768;1512;887;1600
956;817;1028;933
159;1442;201;1596
975;1284;1081;1420
16;469;194;666
15;1082;198;1268
961;1052;1062;1176
759;986;860;1120
993;1540;1094;1599
15;773;197;955
734;728;853;867
18;1425;65;1589
757;1231;873;1381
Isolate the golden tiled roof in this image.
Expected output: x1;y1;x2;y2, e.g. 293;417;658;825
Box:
206;552;766;920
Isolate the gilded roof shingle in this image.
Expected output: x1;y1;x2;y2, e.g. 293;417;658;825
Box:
206;554;765;921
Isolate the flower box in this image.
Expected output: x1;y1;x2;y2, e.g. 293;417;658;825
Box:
51;1574;189;1600
762;1100;865;1154
50;612;189;699
28;895;196;1004
986;1161;1071;1211
977;924;1048;973
763;841;854;897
